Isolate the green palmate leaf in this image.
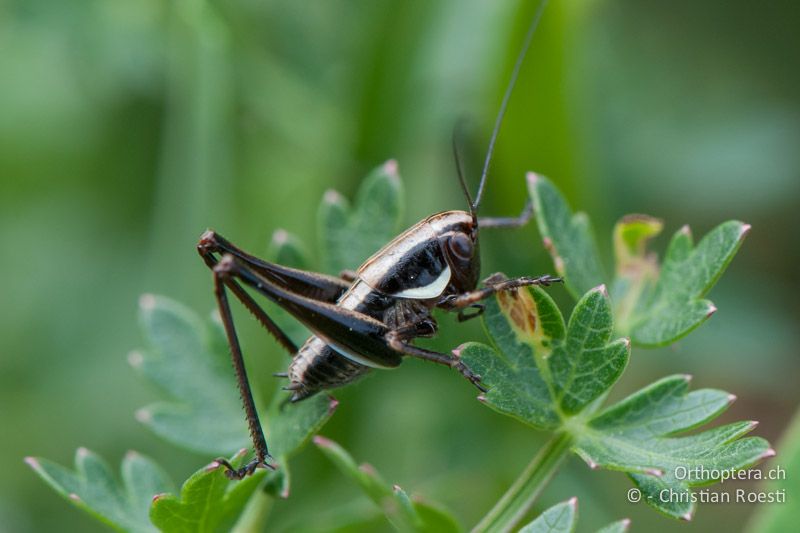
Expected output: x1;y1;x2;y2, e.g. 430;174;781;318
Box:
518;499;629;533
26;448;172;533
314;436;461;533
622;221;750;346
463;283;771;524
150;450;266;533
573;375;773;519
530;176;749;346
528;173;606;299
549;287;630;416
460;284;629;428
318;159;404;275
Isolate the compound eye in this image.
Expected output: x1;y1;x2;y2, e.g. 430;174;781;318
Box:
448;233;473;261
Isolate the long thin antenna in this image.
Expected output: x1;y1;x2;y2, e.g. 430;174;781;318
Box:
472;0;549;213
452;120;475;216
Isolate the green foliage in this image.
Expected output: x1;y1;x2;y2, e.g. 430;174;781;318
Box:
26;448;172;533
131;294;249;455
28;168;768;531
461;285;629;427
575;375;771;519
318;160;405;275
314;436;460;533
528;173;606;298
149;450;266;533
131;294;337;490
29;289;336;532
463;284;769;520
27;448;269;533
621;221;749;346
461;177;768;524
528;174;749;346
133;290;338;502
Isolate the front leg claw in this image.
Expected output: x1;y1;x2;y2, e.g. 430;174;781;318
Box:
216;456;275;480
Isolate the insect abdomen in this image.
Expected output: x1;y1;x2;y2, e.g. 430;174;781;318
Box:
287;280;391;400
288;337;369;401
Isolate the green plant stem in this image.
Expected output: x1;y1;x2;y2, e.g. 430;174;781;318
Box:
472;432;573;533
231;489;273;533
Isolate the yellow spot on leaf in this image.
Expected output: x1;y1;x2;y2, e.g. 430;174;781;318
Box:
497;288;552;357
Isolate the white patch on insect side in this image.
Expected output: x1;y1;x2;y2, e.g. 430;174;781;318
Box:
394;264;451;299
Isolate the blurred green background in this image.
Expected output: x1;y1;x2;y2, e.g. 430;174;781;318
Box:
1;0;798;531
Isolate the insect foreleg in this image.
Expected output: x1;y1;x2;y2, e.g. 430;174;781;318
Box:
477;198;533;229
211;264;275;480
440;274;562;311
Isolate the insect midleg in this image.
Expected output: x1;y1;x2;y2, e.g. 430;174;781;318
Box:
384;331;486;392
211;265;274;480
439;274;562;311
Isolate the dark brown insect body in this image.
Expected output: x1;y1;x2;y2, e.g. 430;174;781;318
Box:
288;210;478;401
197;0;556;479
